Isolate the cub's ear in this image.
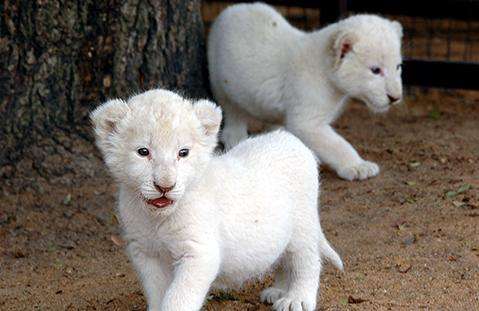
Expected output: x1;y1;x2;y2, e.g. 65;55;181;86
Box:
194;99;222;137
391;20;403;39
90;99;130;145
331;30;358;65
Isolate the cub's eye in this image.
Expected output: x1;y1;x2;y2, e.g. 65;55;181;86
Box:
397;63;402;70
371;67;382;75
178;148;189;158
137;148;149;157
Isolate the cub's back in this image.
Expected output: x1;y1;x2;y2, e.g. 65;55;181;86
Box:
225;130;318;193
203;130;318;210
208;3;303;116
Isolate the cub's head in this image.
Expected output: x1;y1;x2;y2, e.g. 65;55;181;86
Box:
91;89;222;214
329;15;403;113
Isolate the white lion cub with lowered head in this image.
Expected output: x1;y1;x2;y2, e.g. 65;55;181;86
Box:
91;89;343;311
208;3;403;180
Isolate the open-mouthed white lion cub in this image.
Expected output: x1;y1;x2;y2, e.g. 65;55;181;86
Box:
208;3;403;181
91;89;343;311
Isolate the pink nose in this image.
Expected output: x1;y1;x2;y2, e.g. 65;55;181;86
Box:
154;183;175;193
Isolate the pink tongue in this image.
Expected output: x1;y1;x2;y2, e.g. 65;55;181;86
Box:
148;197;173;208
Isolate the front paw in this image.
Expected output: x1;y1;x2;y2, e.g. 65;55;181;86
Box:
338;161;380;181
272;295;315;311
261;287;285;304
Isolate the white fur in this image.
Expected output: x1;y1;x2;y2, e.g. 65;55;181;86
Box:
91;89;342;311
207;3;403;180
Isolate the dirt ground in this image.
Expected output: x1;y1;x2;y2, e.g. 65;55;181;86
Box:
1;89;478;310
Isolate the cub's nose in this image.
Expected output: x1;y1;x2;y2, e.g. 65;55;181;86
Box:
387;94;400;104
154;183;176;193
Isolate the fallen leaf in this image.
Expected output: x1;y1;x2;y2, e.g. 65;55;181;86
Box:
53;259;63;269
111;213;120;225
63;210;74;219
448;255;457;262
12;249;26;258
392;220;407;230
406;181;417;186
63;194;72;205
457;184;472;194
348;295;367;304
207;292;238;302
446;190;457;198
58;240;76;250
446;184;473;198
403;234;417;246
111;234;127;247
399;223;410;231
409;161;421;168
405;197;416;204
396;262;412;273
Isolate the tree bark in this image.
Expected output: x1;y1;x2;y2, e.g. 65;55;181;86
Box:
0;0;209;187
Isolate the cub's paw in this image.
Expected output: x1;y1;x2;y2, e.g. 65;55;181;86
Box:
338;161;380;181
261;287;285;304
272;295;315;311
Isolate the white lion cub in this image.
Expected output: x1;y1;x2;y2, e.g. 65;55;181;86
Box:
91;89;342;311
208;3;403;181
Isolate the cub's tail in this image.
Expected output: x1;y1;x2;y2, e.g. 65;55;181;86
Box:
318;229;344;271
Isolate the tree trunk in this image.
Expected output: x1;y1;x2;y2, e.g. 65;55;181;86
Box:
0;0;209;188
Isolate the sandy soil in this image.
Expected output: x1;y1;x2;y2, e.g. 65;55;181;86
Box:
1;89;478;310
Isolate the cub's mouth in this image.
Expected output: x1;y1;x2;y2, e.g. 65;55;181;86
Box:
370;103;389;113
363;98;390;114
146;196;174;208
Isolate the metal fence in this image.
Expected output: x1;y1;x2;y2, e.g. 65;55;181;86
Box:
203;0;479;90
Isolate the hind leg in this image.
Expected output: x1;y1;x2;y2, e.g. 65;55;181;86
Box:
273;242;321;310
260;260;288;304
219;98;249;150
